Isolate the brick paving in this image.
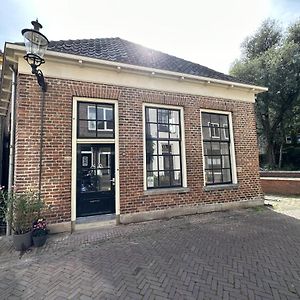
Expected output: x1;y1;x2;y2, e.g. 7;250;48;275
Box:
0;208;300;299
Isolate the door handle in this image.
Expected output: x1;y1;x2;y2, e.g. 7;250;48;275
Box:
110;178;115;185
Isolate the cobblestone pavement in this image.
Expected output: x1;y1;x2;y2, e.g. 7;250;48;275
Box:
0;208;300;299
264;195;300;220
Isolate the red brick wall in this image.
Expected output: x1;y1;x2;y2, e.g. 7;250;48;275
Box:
15;74;263;224
261;179;300;195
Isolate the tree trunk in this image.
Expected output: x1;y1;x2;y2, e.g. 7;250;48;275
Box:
266;142;276;168
278;143;283;169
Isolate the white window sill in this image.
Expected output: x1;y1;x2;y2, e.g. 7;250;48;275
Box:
144;187;190;196
203;184;239;192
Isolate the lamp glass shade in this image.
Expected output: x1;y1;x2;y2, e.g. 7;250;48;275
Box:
22;29;49;58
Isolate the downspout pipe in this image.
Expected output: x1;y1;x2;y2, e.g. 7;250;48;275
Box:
7;66;16;236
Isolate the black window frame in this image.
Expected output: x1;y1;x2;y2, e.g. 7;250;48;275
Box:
201;112;233;185
77;102;115;139
145;107;183;189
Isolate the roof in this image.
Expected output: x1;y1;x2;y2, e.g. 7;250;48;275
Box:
47;37;244;84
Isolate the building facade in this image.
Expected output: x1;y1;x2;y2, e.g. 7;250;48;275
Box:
0;38;267;232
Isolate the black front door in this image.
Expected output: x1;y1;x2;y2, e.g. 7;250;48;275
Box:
77;144;115;217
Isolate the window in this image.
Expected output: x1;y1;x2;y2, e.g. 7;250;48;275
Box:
145;107;182;189
77;102;114;138
201;112;233;185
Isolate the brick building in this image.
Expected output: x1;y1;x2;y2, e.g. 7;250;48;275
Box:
0;38;267;232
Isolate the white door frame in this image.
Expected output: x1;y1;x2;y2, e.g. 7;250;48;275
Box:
71;97;120;228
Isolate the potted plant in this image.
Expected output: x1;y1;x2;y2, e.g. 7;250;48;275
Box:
32;218;48;247
0;187;44;251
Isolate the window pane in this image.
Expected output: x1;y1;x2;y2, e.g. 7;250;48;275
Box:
201;113;210;126
146;123;157;138
220;115;228;127
158;142;169;155
97;121;105;130
222;156;230;168
222;169;232;182
158;124;169;138
220;143;229;155
211;142;221;155
169;141;180;155
158;109;169;123
171;156;181;170
205;156;213;169
212;156;221;169
210;124;220;139
147;171;159;188
159;155;170;170
107;121;114;130
146;108;157;123
205;170;213;184
159;171;170;187
202;127;211;140
88;106;96;120
147;140;157;157
147;155;158;171
211;114;220;124
213;170;222;183
170;125;180;139
97;107;104;120
221;128;229;140
78;121;96;138
170;110;180;124
203;142;211;155
171;170;181;186
105;108;113;121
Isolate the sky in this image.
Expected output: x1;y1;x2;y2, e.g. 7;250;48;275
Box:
0;0;299;74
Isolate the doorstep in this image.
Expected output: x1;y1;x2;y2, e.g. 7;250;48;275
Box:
74;214;116;231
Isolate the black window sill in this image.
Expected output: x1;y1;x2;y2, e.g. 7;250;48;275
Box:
144;187;190;196
203;183;239;192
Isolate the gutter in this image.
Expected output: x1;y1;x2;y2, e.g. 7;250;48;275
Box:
5;43;268;94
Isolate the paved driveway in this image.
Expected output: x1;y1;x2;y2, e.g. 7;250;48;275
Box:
0;208;300;299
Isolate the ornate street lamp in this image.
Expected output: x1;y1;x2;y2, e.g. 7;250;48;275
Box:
21;20;49;92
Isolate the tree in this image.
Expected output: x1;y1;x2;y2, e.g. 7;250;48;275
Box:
230;19;300;168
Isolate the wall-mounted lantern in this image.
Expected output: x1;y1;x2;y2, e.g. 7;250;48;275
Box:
21;20;49;92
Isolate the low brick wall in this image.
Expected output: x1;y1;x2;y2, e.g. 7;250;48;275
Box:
260;171;300;195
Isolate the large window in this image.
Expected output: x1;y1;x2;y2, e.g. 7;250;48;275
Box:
145;107;182;189
201;112;233;185
77;102;114;138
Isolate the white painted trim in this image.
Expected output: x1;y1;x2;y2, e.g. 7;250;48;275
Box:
200;109;238;186
142;103;187;191
76;139;115;144
71;97;120;222
71;99;77;222
5;43;268;93
260;177;300;181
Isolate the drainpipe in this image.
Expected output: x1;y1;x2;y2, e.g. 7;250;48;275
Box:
6;66;16;236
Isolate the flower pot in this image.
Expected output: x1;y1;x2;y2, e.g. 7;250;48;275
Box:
32;234;47;247
13;231;32;251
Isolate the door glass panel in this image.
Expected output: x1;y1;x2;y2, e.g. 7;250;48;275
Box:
79;146;114;193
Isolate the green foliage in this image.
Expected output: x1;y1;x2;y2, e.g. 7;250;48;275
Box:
0;188;45;235
241;19;282;60
230;19;300;169
282;145;300;170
